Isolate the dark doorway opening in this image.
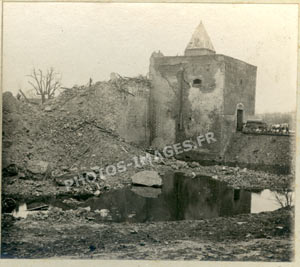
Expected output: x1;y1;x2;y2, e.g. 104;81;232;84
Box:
234;189;241;201
237;109;243;131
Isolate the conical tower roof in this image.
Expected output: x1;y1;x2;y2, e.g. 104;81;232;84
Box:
185;21;215;56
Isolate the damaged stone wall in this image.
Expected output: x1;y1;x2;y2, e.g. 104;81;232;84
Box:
149;53;257;162
149;54;225;157
220;57;257;157
181;56;225;155
149;53;182;148
83;76;151;147
115;79;150;146
223;56;256;116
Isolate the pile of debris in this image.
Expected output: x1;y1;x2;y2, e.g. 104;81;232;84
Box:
2;75;151;184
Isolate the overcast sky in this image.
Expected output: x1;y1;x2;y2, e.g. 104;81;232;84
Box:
3;3;298;113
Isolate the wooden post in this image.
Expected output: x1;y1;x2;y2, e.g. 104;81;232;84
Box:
19;89;30;103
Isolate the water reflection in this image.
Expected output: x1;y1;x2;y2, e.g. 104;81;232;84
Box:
251;189;293;213
84;172;252;223
12;173;289;222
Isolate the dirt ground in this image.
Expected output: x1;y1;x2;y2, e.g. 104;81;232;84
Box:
1;205;293;261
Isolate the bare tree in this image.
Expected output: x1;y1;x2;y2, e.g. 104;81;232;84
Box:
273;188;294;208
27;68;61;104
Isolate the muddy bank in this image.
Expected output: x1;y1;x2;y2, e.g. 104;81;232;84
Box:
1;206;293;261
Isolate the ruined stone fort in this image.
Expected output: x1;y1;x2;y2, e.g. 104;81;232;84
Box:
149;22;256;159
113;22;290;172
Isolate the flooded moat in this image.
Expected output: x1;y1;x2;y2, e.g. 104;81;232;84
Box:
12;172;291;222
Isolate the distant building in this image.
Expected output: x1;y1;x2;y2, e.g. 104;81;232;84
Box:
149;21;257;161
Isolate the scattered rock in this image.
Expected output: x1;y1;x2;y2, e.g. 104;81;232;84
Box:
171;164;179;170
17;172;26;179
94;190;101;196
44;106;52;112
189;161;200;168
77;207;91;215
86;172;97;180
176;160;188;169
55;173;77;186
60;166;69;171
97;209;109;217
153;156;164;164
51;169;65;178
70;167;79;172
100;175;107;181
27;160;50;176
62;198;81;205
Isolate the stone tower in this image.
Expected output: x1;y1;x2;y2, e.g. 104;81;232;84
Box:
149;22;257;162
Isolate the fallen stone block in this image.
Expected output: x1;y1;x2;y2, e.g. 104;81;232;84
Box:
131;170;162;187
27;160;51;179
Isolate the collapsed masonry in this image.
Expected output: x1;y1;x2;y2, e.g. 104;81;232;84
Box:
2;76;151;175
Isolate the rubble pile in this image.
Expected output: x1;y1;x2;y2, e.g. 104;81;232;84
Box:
2;76;151;182
162;158;293;190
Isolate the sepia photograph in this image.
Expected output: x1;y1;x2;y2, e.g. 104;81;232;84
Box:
1;1;298;263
